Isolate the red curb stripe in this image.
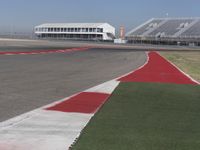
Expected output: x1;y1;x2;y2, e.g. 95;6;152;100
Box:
119;51;198;85
0;47;90;56
45;92;110;114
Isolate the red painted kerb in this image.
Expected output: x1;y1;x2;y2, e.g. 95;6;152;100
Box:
119;51;198;85
46;92;110;114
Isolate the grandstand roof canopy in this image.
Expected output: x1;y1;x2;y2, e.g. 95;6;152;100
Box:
126;18;200;38
35;23;109;28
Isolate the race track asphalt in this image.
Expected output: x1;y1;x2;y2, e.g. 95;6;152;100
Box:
0;47;146;122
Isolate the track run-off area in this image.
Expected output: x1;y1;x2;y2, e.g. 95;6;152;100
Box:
0;45;199;150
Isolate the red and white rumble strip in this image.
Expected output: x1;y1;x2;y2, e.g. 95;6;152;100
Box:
0;47;90;56
0;80;120;150
0;51;199;150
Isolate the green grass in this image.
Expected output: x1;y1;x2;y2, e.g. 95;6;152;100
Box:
161;52;200;82
72;82;200;150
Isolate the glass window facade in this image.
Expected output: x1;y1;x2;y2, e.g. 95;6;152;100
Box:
36;27;104;33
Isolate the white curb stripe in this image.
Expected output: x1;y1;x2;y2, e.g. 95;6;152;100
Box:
0;110;93;150
85;80;120;94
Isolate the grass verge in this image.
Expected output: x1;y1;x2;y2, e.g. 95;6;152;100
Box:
72;82;200;150
161;52;200;82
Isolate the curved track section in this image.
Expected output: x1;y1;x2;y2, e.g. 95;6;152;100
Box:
0;48;146;122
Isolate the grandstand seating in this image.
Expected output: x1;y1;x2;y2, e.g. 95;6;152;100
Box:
149;19;193;37
127;18;200;39
128;19;163;36
180;20;200;37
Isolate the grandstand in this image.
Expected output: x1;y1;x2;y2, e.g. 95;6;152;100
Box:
34;23;115;41
126;18;200;46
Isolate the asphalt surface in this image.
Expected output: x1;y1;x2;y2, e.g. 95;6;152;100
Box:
0;39;78;52
1;38;200;52
0;47;146;122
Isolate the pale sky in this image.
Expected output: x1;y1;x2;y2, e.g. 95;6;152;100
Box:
0;0;200;33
